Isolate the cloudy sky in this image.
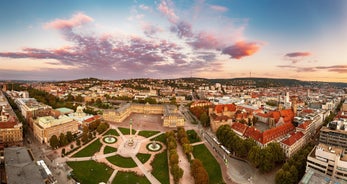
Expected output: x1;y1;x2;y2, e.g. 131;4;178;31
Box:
0;0;346;82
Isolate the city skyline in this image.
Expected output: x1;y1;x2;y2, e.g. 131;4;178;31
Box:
0;0;346;82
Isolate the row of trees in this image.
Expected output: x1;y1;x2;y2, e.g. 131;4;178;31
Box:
189;106;210;127
81;121;109;143
275;143;314;184
166;131;184;184
49;131;74;149
177;127;193;156
176;127;209;184
216;125;285;173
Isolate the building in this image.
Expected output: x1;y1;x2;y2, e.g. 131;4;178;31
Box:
14;98;52;128
300;168;347;184
306;143;347;181
280;131;305;158
4;147;52;184
319;120;347;149
103;103;185;127
209;104;236;132
0;91;23;148
33;115;78;144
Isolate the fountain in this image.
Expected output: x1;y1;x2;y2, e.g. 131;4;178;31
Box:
147;140;161;151
103;136;116;144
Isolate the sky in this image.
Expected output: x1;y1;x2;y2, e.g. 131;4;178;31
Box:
0;0;346;82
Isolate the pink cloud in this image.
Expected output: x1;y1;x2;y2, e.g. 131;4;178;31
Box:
210;5;228;12
44;12;93;29
284;51;312;63
222;41;260;59
285;52;311;57
190;32;221;49
157;0;178;24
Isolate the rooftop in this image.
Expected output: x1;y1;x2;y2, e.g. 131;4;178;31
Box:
4;147;45;184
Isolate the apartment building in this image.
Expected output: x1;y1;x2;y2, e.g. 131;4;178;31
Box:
320;120;347;149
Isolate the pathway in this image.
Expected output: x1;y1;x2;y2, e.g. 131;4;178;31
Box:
176;141;194;184
107;169;118;184
132;155;161;184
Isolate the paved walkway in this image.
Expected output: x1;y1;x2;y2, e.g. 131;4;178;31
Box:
58;127;166;184
177;141;194;184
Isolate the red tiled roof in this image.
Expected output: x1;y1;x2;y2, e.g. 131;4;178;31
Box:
0;121;17;129
281;131;304;146
231;122;248;135
84;115;101;123
244;126;263;143
214;104;236;113
297;120;312;130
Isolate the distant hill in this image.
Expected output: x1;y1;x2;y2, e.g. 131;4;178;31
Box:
179;77;347;88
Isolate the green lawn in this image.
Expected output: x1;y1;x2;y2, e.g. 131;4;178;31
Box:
112;171;150;184
118;127;136;135
150;133;166;144
136;153;151;164
187;129;201;144
72;139;102;157
151;150;169;184
138;130;160;138
104;129;119;136
106;155;137;168
104;146;117;154
193;144;224;184
67;160;113;184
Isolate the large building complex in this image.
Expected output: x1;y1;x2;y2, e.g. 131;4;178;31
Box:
33;115;78;144
319;120;347;149
14;98;52;128
103;103;185;127
306;143;347;181
0;91;23;148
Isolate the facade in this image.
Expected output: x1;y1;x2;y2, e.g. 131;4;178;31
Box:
103;103;185;127
280;131;305;158
14;98;52;128
319;120;347;149
0;91;23;148
300;168;347;184
33;115;78;144
306;143;347;181
209;104;236;132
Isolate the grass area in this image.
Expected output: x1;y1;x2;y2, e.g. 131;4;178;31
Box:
136;153;151;164
104;146;117;154
112;171;150;184
106;155;137;168
193;144;224;184
118;127;136;135
67;160;113;184
187;129;201;144
138;130;160;138
151;150;169;184
150;133;166;144
104;129;119;136
72;139;102;158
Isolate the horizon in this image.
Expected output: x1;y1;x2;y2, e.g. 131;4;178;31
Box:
0;0;346;82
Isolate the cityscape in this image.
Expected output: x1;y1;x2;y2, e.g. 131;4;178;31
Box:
0;0;347;184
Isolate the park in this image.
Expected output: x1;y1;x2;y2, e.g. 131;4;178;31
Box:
53;113;223;184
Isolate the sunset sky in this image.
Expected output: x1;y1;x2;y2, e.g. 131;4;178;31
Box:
0;0;346;82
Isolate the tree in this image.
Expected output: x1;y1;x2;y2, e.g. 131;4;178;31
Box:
191;159;209;184
169;152;179;166
62;148;66;156
59;133;68;147
49;135;59;149
171;164;184;184
199;112;210;127
97;122;109;134
76;139;81;146
66;131;74;143
70;144;74;149
248;146;261;167
267;142;285;163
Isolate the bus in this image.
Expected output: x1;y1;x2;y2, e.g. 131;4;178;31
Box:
213;137;221;145
220;145;231;155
